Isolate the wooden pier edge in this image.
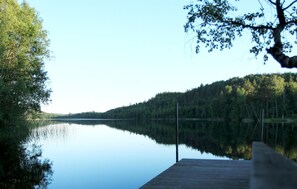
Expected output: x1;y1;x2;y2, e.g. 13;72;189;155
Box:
140;142;297;189
140;159;251;189
250;142;297;189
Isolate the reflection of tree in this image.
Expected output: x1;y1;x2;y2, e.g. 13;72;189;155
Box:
45;120;297;161
54;119;256;159
0;124;52;188
262;123;297;161
30;123;73;141
101;120;297;161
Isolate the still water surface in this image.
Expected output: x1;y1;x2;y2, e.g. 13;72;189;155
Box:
29;121;228;189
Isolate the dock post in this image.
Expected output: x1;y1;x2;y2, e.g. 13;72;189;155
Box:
176;101;179;162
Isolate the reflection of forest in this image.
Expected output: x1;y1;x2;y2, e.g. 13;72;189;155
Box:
0;123;52;188
105;120;256;160
50;120;297;161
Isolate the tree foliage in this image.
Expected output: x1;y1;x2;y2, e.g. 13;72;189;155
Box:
184;0;297;68
0;0;51;125
177;73;297;120
60;73;297;121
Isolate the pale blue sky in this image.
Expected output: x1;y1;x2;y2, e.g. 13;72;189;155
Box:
25;0;295;114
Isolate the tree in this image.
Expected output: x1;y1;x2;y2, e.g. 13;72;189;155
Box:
184;0;297;68
0;0;51;124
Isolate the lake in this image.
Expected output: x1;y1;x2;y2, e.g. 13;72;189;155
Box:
1;120;296;188
29;120;229;189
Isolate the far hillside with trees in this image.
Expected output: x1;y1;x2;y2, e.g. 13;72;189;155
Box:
57;73;297;121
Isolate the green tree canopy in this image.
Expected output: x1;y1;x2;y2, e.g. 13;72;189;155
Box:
184;0;297;68
0;0;51;125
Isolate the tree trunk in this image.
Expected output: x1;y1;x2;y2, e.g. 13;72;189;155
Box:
266;0;297;68
267;47;297;68
275;98;278;118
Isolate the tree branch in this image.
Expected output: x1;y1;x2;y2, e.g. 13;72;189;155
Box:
283;0;297;11
272;0;286;49
276;0;286;25
267;0;276;5
224;20;274;30
266;0;297;68
267;46;297;68
286;19;297;25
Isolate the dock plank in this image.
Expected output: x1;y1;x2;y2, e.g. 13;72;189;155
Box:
140;159;251;189
140;142;297;189
250;142;297;189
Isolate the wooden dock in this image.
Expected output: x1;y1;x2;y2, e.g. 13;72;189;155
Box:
141;159;252;189
140;142;297;189
250;142;297;189
140;159;251;189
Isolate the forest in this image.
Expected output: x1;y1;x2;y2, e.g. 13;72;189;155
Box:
57;73;297;121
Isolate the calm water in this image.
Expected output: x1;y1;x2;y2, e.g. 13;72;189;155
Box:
1;120;296;188
28;121;228;189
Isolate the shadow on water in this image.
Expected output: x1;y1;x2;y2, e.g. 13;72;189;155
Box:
0;122;53;188
50;119;297;161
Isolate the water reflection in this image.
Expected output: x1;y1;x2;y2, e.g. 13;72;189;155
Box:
31;121;226;189
48;120;297;161
0;124;53;188
2;120;295;188
21;120;297;188
260;122;297;161
102;120;256;160
31;123;76;141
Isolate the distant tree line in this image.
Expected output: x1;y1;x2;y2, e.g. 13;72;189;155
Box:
57;73;297;121
179;73;297;121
